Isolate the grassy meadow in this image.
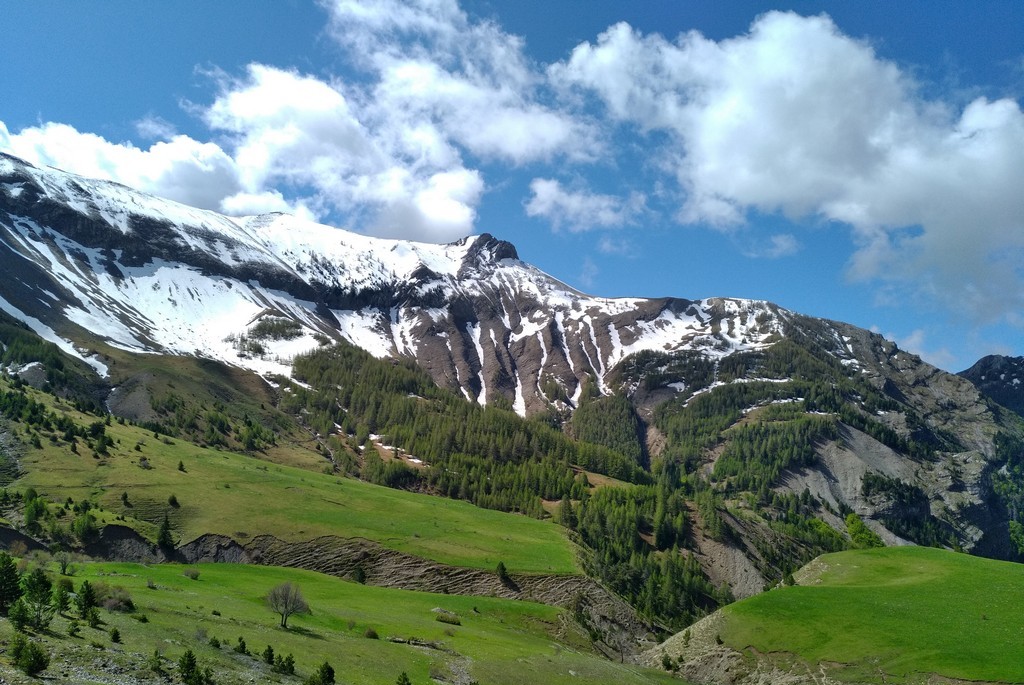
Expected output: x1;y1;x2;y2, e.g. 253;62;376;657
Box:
0;560;682;685
720;546;1024;683
11;386;578;575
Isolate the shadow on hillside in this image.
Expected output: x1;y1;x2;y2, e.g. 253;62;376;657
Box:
286;625;325;640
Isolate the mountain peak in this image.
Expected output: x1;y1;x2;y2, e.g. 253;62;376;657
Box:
959;354;1024;416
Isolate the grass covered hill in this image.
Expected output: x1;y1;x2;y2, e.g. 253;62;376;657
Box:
1;374;577;575
649;546;1024;684
0;558;685;685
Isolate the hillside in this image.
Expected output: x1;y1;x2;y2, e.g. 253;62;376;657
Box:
0;559;683;685
2;152;1024;679
643;546;1024;684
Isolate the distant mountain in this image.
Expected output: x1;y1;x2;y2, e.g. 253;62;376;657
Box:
3;150;1023;601
0;151;792;416
959;355;1024;418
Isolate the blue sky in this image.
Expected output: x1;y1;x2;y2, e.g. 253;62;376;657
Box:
2;1;1023;372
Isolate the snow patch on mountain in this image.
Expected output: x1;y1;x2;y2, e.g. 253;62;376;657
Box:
0;294;108;376
1;152;803;413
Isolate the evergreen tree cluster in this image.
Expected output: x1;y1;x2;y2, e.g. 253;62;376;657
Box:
713;415;837;492
0;311;104;410
572;394;647;468
992;433;1024;556
575;484;726;629
859;474;953;548
283;344;648;518
147;392;278;453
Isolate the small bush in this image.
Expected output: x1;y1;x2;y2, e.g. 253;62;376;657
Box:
309;660;335;685
148;649;163;674
364;626;379;639
434;612;461;626
11;633;49;676
208;636;221;649
182;568;200;580
8;598;30;631
272;653;295;675
101;585;135;612
110;627;121;643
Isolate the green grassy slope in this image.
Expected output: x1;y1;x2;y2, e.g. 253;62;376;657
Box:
9;381;577;574
720;546;1024;683
0;560;683;685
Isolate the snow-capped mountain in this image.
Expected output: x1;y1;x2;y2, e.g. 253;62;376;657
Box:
5;151;1024;566
2;151;798;415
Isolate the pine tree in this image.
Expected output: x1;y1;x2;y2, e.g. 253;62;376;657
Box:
558;496;577;529
157;514;174;553
21;567;54;630
0;551;22;615
75;579;97;617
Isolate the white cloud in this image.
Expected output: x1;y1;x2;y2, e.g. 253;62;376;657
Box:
219;190;318;222
740;233;800;259
322;0;596;165
873;327;957;370
525;178;645;232
551;11;1024;325
597;236;634;256
578;256;599;289
135;115;178;141
0;120;242;212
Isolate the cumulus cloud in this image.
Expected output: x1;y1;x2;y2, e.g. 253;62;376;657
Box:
525;178;645;231
552;11;1024;324
135;115;178;141
322;0;597;164
3;2;1022;327
1;1;596;243
200;63;492;241
0;120;242;211
219;190;319;222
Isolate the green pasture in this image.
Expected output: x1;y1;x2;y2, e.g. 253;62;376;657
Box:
3;561;681;685
14;390;578;575
721;546;1024;683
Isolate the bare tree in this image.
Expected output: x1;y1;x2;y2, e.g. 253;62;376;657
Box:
55;550;77;576
266;582;309;629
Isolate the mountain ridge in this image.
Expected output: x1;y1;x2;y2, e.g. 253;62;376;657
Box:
3;149;1024;614
1;151;795;416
